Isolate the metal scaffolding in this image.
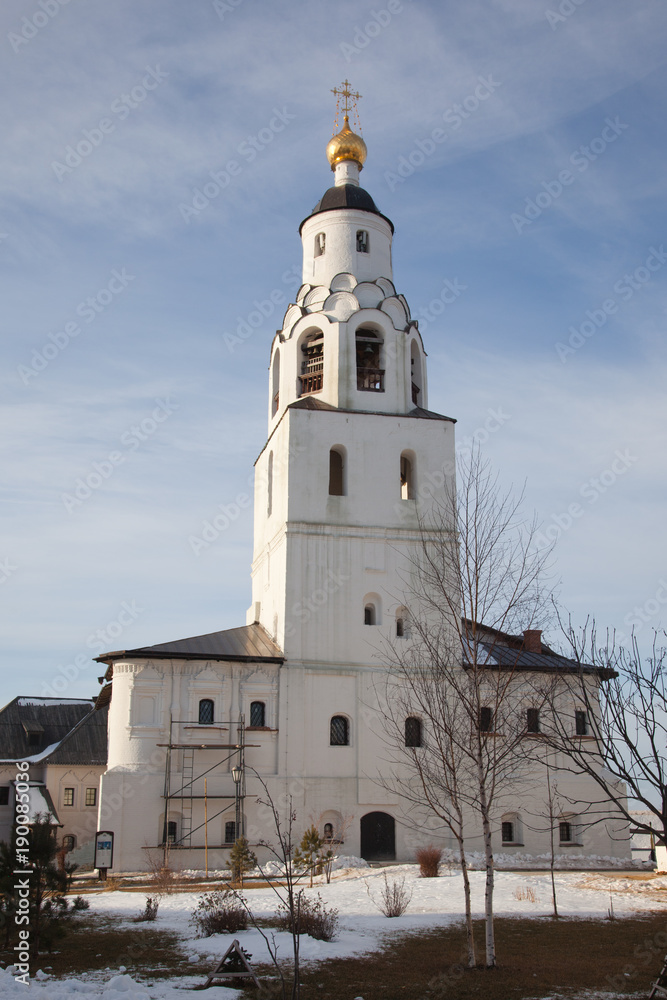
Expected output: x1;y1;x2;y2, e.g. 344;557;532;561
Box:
159;714;256;863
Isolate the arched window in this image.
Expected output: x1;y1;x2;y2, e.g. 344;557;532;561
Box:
400;451;415;500
356;230;369;253
405;717;422;748
271;350;280;416
315;232;326;257
198;699;214;724
62;835;76;852
330;715;349;746
395;607;408;638
299;332;324;395
410;339;423;406
329;447;345;496
356;328;384;392
267;451;273;517
250;701;265;727
363;593;382;626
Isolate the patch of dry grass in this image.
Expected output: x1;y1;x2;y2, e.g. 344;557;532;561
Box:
295;915;667;999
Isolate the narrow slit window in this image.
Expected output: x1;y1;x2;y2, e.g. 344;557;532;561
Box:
575;710;588;735
272;351;280;416
396;617;404;637
364;604;375;626
315;233;326;257
356;230;369;253
329;448;344;496
400;453;414;499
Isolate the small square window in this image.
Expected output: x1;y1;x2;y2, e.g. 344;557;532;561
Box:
63;788;74;807
85;788;97;807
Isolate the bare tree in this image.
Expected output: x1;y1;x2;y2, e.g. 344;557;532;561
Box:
381;657;477;967
385;447;555;968
534;621;666;849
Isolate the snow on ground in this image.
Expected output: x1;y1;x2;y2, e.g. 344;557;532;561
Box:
3;865;666;998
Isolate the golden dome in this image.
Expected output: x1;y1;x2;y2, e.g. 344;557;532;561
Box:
326;116;367;170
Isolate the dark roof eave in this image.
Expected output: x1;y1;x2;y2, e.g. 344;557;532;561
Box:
95;650;284;666
462;660;616;679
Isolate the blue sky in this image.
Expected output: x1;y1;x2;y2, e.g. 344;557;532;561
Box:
1;0;666;708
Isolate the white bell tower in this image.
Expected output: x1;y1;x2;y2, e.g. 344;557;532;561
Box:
247;84;456;671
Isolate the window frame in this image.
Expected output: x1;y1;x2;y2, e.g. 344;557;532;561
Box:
63;787;75;807
478;706;493;733
559;820;573;844
198;698;215;725
330;715;350;746
575;710;588;736
501;821;515;844
85;787;97;807
225;820;237;845
404;716;422;748
249;701;266;728
526;708;540;734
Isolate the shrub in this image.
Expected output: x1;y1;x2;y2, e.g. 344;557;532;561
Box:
416;845;442;878
72;895;90;911
366;871;412;918
227;836;258;884
190;889;248;937
276;893;339;941
134;896;160;922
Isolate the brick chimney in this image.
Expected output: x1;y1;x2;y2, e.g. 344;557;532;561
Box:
522;629;542;653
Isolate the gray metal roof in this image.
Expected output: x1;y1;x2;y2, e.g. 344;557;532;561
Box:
299;183;395;234
289;398;456;423
0;698;108;764
95;622;284;666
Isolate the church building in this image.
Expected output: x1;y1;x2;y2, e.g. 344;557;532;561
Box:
95;87;629;872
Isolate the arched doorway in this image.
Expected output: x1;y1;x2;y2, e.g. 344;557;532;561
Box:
360;811;395;861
